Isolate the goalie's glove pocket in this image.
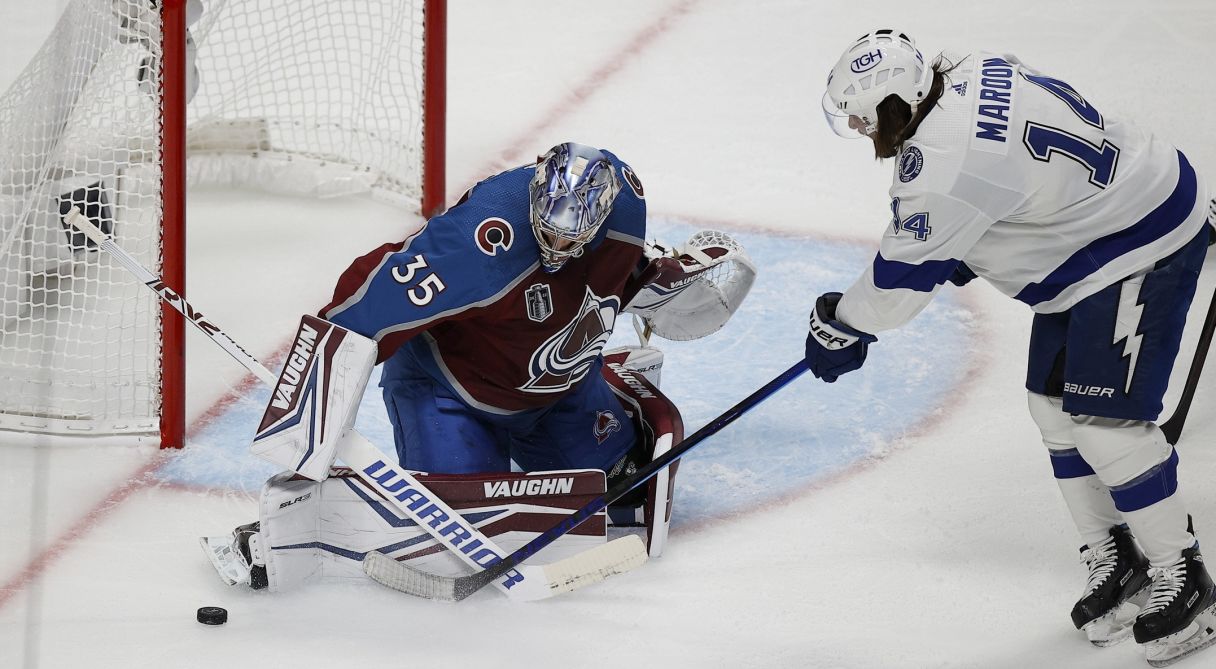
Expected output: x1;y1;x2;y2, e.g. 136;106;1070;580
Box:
626;229;757;341
805;292;877;383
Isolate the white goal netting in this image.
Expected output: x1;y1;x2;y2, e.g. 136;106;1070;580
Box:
0;0;437;443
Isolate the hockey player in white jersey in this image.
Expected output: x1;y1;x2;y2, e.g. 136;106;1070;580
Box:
810;30;1215;667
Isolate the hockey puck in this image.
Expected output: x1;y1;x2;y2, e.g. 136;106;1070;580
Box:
196;606;228;625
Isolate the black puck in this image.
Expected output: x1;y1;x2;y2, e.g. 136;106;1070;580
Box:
196;606;228;625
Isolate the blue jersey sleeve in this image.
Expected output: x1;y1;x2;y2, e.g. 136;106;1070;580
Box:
322;168;538;349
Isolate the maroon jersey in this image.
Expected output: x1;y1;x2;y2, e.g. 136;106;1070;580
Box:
322;155;647;413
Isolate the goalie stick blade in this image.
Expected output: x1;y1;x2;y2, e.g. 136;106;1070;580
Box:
362;534;649;603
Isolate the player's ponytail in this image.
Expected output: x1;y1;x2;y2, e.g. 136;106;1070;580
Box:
872;57;960;159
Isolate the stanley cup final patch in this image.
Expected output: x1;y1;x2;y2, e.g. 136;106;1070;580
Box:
525;283;553;322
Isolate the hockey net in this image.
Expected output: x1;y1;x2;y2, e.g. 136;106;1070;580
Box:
0;0;445;446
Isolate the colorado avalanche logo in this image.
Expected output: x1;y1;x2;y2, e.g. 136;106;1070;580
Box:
519;286;620;393
475;218;514;256
593;410;622;444
622;165;644;199
898;146;923;183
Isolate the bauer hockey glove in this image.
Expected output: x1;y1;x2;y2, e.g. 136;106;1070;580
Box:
805;292;877;383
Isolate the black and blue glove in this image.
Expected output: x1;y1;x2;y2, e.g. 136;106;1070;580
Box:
947;261;978;287
805;292;877;383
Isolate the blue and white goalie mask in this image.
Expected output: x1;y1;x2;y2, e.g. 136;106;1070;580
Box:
528;142;622;272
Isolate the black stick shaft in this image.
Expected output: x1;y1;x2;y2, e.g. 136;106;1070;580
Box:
1162;282;1216;444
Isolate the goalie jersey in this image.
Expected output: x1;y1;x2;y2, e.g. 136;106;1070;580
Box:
837;52;1211;333
321;152;647;414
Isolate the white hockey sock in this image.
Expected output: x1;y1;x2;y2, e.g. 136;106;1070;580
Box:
1071;415;1194;566
1121;495;1195;567
1029;393;1121;547
1056;474;1122;548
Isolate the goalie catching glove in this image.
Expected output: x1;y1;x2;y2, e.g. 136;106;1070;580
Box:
625;229;756;341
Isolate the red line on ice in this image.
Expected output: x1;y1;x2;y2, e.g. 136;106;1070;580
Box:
0;356;273;609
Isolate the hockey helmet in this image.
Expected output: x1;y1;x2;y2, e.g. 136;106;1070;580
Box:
528;142;621;273
822;29;933;138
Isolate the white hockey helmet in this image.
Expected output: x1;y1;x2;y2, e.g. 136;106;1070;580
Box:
529;142;621;273
821;30;933;138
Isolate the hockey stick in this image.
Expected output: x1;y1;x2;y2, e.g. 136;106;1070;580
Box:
1161;281;1216;445
362;359;810;602
65;207;647;601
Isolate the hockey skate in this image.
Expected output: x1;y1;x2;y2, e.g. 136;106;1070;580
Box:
200;521;268;590
1072;525;1151;646
1134;544;1216;667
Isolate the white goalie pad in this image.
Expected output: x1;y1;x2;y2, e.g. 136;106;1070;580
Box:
603;344;665;387
250;315;377;481
626;230;756;341
252;468;608;592
601;349;683;558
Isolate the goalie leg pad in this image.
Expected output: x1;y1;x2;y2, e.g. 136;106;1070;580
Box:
247;468;609;592
604;345;664;387
602;349;684;558
250;315;377;481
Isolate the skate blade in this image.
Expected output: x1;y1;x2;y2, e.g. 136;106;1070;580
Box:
1085;597;1145;647
1145;604;1216;667
199;535;249;587
1086;617;1133;647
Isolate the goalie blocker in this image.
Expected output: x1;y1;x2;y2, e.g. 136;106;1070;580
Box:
250;314;377;481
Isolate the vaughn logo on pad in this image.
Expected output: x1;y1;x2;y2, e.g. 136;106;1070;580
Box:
483;477;576;498
251;315;377;481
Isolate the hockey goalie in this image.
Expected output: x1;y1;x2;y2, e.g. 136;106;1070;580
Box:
201;142;756;594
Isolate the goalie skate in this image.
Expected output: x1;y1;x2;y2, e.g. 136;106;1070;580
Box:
1142;602;1216;667
199;522;267;589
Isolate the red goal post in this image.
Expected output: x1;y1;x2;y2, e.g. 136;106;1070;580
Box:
0;0;446;448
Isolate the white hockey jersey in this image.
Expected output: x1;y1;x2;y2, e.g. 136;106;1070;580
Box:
836;52;1210;334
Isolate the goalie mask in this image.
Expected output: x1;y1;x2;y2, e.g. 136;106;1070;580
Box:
822;29;932;138
529;142;622;273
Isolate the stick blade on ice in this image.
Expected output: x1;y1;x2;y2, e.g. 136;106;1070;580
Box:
363;534;649;603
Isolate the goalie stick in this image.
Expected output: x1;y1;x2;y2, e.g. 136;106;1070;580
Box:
65;207;647;601
1161;280;1216;445
362;360;810;602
